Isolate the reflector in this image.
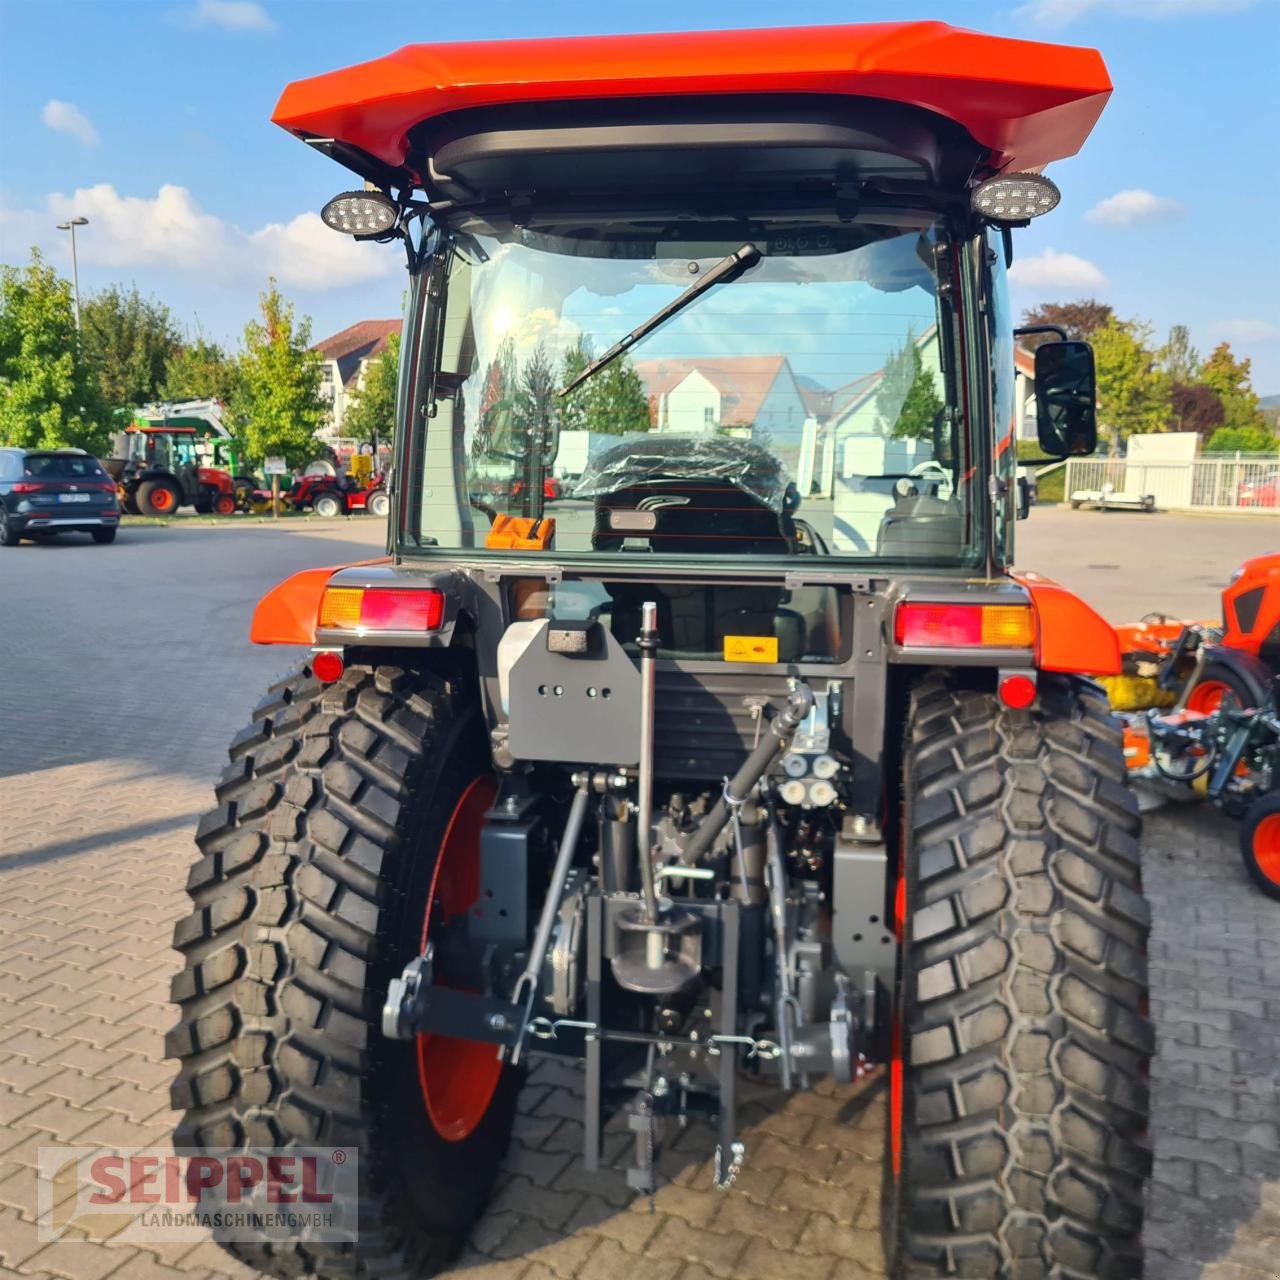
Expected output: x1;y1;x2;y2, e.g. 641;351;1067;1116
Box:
320;190;397;238
971;172;1060;224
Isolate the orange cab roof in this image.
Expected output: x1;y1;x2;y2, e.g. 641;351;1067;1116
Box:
273;21;1111;184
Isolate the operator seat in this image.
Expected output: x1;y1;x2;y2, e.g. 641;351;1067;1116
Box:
876;492;963;558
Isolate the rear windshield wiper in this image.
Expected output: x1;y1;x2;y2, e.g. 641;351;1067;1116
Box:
559;242;761;398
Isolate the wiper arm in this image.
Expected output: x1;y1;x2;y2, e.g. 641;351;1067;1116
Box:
559;242;761;398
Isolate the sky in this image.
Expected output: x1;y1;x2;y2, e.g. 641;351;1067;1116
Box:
1;0;1277;391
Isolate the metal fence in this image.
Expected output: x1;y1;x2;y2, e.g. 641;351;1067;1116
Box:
1064;455;1280;512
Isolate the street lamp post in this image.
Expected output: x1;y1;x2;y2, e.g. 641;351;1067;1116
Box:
55;216;89;331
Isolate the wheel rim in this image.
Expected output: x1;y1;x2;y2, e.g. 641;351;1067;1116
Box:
889;1015;903;1179
416;774;502;1142
1252;815;1280;886
215;495;235;515
1185;679;1230;713
151;488;174;512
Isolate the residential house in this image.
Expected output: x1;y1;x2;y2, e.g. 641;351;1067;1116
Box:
312;319;403;440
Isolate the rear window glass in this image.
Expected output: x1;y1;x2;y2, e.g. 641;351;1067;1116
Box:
25;454;107;479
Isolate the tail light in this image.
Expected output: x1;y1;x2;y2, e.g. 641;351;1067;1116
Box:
318;586;445;633
311;650;345;683
11;482;46;494
895;602;1035;650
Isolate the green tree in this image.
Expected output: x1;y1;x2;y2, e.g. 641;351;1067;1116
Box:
228;280;326;468
888;343;944;440
559;337;650;436
1090;318;1170;449
1200;342;1266;434
0;249;112;454
343;332;400;445
80;285;180;408
1159;324;1201;383
1205;424;1278;454
160;336;241;404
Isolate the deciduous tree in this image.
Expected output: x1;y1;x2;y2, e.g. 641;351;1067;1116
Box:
160;336;240;404
1200;342;1266;434
1205;425;1278;454
1090;318;1170;448
1019;299;1114;349
1160;324;1201;383
0;249;112;454
80;284;180;408
558;337;650;436
343;332;399;445
229;280;326;468
1168;382;1224;436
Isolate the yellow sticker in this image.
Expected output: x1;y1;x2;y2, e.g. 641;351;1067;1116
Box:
723;635;779;664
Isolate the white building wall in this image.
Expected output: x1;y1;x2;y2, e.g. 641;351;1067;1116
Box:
661;370;722;432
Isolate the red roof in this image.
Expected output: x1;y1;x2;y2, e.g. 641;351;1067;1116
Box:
635;356;790;427
273;22;1111;180
313;319;402;389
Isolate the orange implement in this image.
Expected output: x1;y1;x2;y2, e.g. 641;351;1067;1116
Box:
484;515;555;551
273;22;1111;180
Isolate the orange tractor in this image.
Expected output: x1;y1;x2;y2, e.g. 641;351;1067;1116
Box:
1116;554;1280;896
167;22;1151;1279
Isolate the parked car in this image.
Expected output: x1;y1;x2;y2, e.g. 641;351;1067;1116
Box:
1238;470;1280;508
0;447;121;546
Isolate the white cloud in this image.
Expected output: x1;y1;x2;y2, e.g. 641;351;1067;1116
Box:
1212;319;1280;345
1008;248;1108;293
13;184;395;292
186;0;274;32
1085;189;1184;227
41;100;99;147
1016;0;1253;28
249;212;400;291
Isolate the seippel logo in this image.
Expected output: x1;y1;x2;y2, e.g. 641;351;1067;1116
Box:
38;1146;358;1243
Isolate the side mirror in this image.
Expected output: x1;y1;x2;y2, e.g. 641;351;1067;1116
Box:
1034;340;1097;458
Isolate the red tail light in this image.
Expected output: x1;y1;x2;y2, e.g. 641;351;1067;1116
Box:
11;482;46;494
318;586;445;632
895;603;1036;649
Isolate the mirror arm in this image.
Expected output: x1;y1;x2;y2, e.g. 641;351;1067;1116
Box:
1014;323;1069;342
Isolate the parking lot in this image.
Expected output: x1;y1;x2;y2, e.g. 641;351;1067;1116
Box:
0;508;1277;1280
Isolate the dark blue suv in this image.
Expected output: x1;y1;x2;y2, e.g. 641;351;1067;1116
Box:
0;447;120;546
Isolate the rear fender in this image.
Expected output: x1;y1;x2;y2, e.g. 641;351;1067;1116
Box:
1009;570;1121;676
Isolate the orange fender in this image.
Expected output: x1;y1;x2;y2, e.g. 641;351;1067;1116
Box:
1009;570;1121;676
249;558;392;645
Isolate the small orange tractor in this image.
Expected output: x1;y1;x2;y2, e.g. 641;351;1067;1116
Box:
168;21;1151;1280
1116;554;1280;896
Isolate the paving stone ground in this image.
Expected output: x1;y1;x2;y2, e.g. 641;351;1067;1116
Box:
1;515;1277;1280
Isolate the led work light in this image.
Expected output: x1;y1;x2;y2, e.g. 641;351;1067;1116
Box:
970;172;1061;224
320;190;398;238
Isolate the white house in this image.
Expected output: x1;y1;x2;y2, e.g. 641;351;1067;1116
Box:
312;319;403;440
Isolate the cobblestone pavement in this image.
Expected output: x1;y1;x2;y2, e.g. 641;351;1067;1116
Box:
1;518;1278;1280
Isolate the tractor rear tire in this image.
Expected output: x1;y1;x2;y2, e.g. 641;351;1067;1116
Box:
137;478;182;516
167;661;523;1279
1184;659;1262;713
886;673;1151;1279
1240;791;1280;900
